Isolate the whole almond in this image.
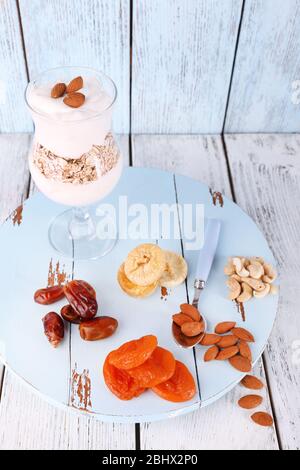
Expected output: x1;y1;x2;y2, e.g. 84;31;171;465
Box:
66;76;83;93
229;355;252;372
251;412;274;427
51;82;66;98
217;335;238;348
238;395;263;409
172;313;193;327
180;303;201;322
200;334;221;346
204;345;219;362
239;341;253;361
216;345;239;361
215;321;236;334
63;92;85;108
232;327;255;343
181;321;204;337
241;375;264;390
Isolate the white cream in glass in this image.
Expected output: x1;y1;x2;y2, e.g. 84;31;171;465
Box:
25;66;123;260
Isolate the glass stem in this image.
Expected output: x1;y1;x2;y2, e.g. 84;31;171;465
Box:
68;207;96;240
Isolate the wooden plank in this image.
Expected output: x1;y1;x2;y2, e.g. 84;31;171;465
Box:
131;0;243;133
0;371;134;450
133;135;278;450
225;0;300;133
225;134;300;450
19;0;130;134
0;133;31;399
0;135;135;449
0;1;31;131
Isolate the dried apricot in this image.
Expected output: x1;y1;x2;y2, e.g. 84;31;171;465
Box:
109;335;158;370
103;354;145;400
152;360;196;402
127;347;176;388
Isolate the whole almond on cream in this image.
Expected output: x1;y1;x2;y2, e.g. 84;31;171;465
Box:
66;76;83;93
51;82;66;98
63;92;85;108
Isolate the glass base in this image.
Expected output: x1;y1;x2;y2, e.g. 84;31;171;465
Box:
48;208;117;260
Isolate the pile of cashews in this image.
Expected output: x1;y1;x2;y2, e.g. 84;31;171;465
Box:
224;257;278;302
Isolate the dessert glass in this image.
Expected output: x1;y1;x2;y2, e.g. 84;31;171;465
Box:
25;66;123;260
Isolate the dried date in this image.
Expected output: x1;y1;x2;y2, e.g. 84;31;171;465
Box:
34;285;65;305
42;312;64;347
79;316;118;341
60;304;81;324
64;280;98;319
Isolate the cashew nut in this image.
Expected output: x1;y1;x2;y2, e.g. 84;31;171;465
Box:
248;262;264;279
263;263;277;283
240;277;265;292
237;282;253;302
224;258;235;276
230;273;242;282
232;257;249;277
253;283;271;298
270;284;279;295
250;256;264;265
226;277;241;300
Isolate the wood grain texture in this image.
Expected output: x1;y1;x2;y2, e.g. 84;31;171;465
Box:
0;371;134;450
131;0;243;133
0;1;32;132
18;0;130;133
225;0;300;132
225;134;300;450
132;134;278;450
0;135;135;450
0;133;31;401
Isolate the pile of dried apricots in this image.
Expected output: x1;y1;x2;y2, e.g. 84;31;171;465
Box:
103;335;196;402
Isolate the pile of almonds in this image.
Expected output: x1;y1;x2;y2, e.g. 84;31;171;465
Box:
202;322;253;372
224;256;278;302
202;321;273;428
51;76;85;108
34;280;118;348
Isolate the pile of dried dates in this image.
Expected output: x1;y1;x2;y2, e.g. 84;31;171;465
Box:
34;280;118;348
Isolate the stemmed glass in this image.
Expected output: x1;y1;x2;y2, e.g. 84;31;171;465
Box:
25;66;123;260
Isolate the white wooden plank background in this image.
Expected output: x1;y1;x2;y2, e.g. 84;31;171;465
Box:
225;134;300;450
0;1;31;132
1;0;300;132
132;135;279;450
131;0;243;134
225;0;300;132
18;0;130;134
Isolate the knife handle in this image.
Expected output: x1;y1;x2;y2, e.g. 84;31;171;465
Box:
195;219;221;283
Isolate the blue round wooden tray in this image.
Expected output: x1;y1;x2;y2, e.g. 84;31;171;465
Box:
0;167;278;422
